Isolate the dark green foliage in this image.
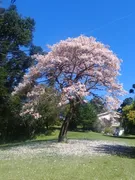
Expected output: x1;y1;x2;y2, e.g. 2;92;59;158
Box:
37;88;60;131
121;97;135;135
68;102;97;131
123;119;135;135
78;103;97;131
20;88;60;138
90;98;106;114
118;97;133;113
0;67;7;97
0;95;23;141
67;103;79;131
30;44;45;56
121;83;135;134
129;84;135;94
0;5;36;92
0;5;45;141
121;98;133;108
130;89;134;94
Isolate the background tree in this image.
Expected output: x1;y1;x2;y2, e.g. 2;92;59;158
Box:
119;84;135;134
118;97;133;113
13;35;126;142
90;97;107;114
0;5;37;92
36;87;60;132
121;97;133;108
19;87;60;137
0;5;44;141
77;103;97;131
129;84;135;94
122;102;135;134
120;84;135;134
68;99;100;131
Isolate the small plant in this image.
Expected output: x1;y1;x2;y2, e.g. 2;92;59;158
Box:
104;127;113;135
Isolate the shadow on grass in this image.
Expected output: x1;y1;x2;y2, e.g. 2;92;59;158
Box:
95;144;135;158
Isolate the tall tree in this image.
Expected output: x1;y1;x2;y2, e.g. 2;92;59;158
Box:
0;5;44;140
0;5;36;92
13;35;126;142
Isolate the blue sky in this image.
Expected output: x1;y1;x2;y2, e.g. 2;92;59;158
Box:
4;0;134;98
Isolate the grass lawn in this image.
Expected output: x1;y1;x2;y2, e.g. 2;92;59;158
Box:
0;131;135;180
35;130;135;146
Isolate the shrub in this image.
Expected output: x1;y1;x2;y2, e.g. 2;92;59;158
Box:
104;127;113;135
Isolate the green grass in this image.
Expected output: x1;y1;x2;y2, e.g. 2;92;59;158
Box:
35;130;135;146
0;131;135;180
1;131;135;147
0;154;135;180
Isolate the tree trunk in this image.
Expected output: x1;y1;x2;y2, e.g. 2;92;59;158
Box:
58;118;70;142
58;102;74;142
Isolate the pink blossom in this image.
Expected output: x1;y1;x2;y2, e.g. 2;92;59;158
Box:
13;35;126;113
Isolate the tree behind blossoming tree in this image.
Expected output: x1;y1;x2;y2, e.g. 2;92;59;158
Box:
0;5;45;140
12;35;126;142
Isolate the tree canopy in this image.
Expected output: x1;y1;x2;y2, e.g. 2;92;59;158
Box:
13;35;125;141
0;5;44;140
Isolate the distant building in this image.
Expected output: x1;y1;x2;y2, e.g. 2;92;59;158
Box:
98;111;121;128
97;111;124;136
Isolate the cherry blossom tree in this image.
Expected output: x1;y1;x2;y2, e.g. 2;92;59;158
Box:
12;35;126;142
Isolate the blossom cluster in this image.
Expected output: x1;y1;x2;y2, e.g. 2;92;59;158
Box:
12;35;126;118
19;85;45;119
59;82;89;106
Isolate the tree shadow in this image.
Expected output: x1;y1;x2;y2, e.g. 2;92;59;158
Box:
94;144;135;158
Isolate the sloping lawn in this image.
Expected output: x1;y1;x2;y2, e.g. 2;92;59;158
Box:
0;131;135;180
35;130;135;146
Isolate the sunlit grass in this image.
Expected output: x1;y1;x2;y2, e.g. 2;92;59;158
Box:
0;155;135;180
0;131;135;180
35;130;135;146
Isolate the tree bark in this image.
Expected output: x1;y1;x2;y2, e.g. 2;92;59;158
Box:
58;102;74;142
58;118;70;142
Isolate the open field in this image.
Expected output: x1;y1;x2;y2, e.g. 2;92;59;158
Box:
0;131;135;180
